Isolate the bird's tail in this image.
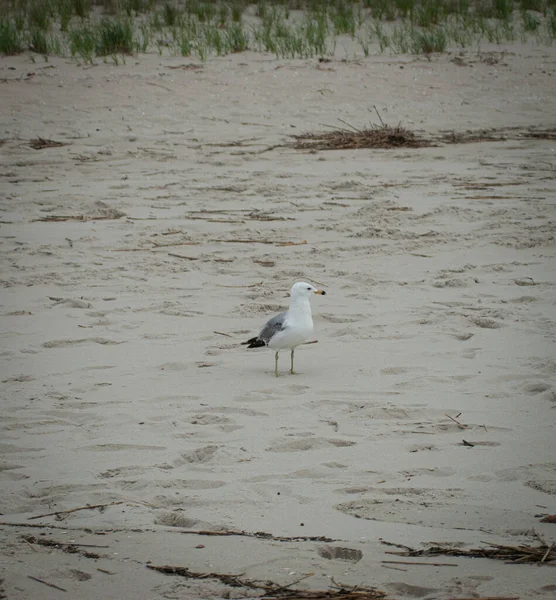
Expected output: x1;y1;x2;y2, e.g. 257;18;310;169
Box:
242;337;266;348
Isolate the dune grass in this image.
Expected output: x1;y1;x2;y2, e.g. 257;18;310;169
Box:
0;0;555;63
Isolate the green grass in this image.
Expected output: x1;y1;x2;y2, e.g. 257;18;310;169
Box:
96;18;135;54
29;28;51;54
69;23;96;62
0;18;24;54
1;0;556;61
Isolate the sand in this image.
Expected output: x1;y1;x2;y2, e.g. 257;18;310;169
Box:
1;38;556;600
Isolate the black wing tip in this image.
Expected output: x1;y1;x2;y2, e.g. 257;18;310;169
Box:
242;337;266;348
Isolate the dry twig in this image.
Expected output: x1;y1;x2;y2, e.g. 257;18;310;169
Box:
28;575;67;592
381;560;456;567
177;529;334;542
23;536;105;559
146;565;387;598
28;501;126;520
445;413;468;429
384;540;556;564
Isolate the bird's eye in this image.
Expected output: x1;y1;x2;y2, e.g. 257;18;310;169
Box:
307;287;311;290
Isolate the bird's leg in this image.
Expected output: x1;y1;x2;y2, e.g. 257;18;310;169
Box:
290;348;295;374
275;351;279;377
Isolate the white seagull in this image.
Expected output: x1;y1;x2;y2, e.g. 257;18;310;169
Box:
242;282;326;377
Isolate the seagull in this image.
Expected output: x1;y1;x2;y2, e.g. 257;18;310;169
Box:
242;282;326;377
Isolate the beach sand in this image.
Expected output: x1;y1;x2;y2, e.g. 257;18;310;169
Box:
1;39;555;599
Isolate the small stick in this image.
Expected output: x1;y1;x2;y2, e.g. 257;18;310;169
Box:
541;542;554;563
337;117;363;133
112;248;150;252
28;576;67;592
445;597;519;600
151;241;199;248
210;239;275;245
318;122;354;133
373;104;386;127
209;239;307;246
263;573;314;596
381;563;408;572
25;539;39;552
302;340;318;345
186;209;253;214
462;439;475;447
214;331;232;338
380;540;415;552
68;542;110;548
168;253;198;260
215;282;263;288
381;560;457;567
97;568;115;575
445;413;467;429
28;501;126;520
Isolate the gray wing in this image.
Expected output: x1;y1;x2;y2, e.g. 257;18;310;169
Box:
259;311;287;344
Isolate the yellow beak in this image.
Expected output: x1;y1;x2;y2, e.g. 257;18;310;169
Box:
314;289;326;295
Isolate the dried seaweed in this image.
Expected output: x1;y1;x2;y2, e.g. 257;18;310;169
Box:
28;137;67;150
292;122;429;151
146;566;388;598
383;540;556;564
178;528;335;542
289;114;556;152
22;535;106;559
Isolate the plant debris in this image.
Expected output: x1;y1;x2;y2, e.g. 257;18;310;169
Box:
28;137;67;150
540;514;556;523
22;535;106;559
28;500;128;520
289;109;556;152
147;566;388;598
383;540;556;564
292;122;429;151
178;528;335;542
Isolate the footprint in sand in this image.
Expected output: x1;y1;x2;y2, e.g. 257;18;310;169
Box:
266;437;356;453
187;414;233;425
317;545;363;563
522;381;556;403
173;444;251;466
469;316;503;329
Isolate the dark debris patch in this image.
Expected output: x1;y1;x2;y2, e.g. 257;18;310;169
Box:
290;122;556;152
146;565;389;598
291;123;432;151
383;540;556;565
28;137;68;150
